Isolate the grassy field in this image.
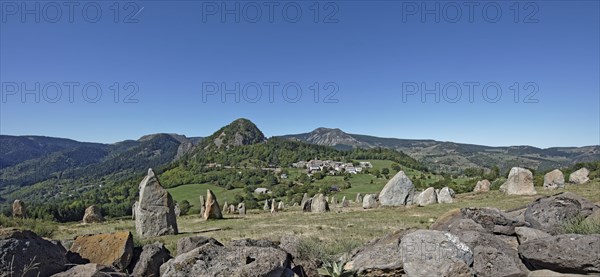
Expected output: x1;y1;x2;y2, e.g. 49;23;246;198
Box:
168;183;244;214
50;180;600;257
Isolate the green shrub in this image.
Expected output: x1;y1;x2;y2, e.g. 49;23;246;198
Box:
0;215;58;237
297;237;362;263
562;215;600;235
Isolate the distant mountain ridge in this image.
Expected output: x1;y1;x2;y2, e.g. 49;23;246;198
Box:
279;128;600;173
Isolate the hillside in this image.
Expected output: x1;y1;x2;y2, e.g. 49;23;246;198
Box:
280;128;600;173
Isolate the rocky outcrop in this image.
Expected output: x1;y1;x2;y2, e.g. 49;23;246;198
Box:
400;230;473;277
415;187;437;206
160;241;292;276
69;231;133;270
176;236;223;256
51;263;126;277
461;207;528;235
514;227;550;244
131;242;171;277
473;180;491;193
310;194;330;213
0;228;67;277
523;192;599;234
519;234;600;274
569;168;590;184
135;169;178;237
82;205;104;224
457;231;528;277
362;194;378;209
500;167;537;195
343;229;414;276
543;169;565;190
437;187;454;203
379;171;415;206
203;190;223;220
12;199;26;218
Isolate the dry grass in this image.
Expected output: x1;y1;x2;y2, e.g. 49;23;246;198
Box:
51;181;600;255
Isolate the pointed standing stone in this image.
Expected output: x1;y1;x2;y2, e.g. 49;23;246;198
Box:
135;169;178;237
223;202;229;214
263;200;270;211
271;199;278;213
311;194;330;213
342;196;349;207
203;190;223;220
301;193;309;208
379;171;415;206
174;203;181;217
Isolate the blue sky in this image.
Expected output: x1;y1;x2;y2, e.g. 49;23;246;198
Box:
1;1;599;148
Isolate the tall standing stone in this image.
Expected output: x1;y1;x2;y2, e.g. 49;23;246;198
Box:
203;190;223;220
228;204;236;214
135;169;178;237
500;167;536;195
263;200;270;211
12;199;26;218
356;193;363;203
270;199;278;213
362;194;378;209
199;195;206;216
331;196;338;205
342;196;349;207
223;202;229;213
543;169;565;190
174;203;181;217
311;194;330;213
83;205;104;224
278;201;284;210
379;171;415;206
301;193;310;208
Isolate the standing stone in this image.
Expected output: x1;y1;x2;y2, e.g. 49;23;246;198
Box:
356;193;363;204
278;201;285;210
473;180;491;193
311;194;330;213
70;231;133;270
379;171;415;206
302;198;313;212
569;167;590;184
174;203;181;217
301;193;310;208
83;205;104;224
499;167;536;195
543;169;565;190
132;201;138;220
12;199;26;218
362;194;378;209
203;190;223;220
263;200;270;211
270;199;278;213
341;196;349;207
199;195;206;216
237;203;246;215
415;187;437;206
437;187;454;204
223;202;229;214
331;196;338;205
229;204;236;214
135;169;178;237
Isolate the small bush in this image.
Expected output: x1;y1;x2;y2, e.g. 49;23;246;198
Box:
297;237;362;263
0;215;58;237
562;215;600;235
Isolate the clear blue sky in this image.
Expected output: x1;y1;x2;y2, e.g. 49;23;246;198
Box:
1;1;598;148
